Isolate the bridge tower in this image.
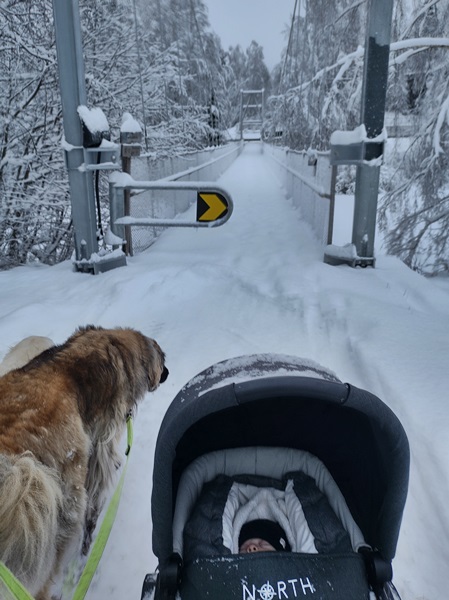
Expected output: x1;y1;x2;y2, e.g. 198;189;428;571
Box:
239;89;264;141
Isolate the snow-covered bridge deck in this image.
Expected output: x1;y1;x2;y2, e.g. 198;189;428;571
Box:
0;145;448;600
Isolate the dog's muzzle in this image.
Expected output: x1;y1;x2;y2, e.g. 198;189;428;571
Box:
160;366;169;383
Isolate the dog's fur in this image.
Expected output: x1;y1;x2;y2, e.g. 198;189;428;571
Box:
0;326;168;600
0;335;54;376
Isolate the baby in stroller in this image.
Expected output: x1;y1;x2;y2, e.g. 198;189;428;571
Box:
143;354;409;600
238;519;291;553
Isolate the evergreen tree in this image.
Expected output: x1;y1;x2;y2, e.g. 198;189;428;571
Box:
244;41;270;93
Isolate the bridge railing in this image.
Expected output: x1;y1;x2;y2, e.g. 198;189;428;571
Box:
264;144;336;246
119;142;242;254
132;143;242;182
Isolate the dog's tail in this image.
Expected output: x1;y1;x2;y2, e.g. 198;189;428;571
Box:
0;452;63;596
0;335;54;376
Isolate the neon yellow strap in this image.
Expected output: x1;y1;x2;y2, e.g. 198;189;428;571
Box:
72;416;134;600
0;562;35;600
0;417;134;600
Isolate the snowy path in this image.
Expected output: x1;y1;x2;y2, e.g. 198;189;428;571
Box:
0;144;448;599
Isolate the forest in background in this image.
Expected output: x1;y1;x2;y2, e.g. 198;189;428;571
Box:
268;0;449;275
0;0;448;274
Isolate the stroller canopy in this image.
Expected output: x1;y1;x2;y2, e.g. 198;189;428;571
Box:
151;354;409;568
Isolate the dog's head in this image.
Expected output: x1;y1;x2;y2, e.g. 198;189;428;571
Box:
60;326;169;414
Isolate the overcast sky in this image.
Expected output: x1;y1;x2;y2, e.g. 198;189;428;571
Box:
205;0;295;71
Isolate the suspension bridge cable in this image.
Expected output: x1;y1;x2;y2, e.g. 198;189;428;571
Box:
188;0;214;105
280;0;299;93
132;0;149;151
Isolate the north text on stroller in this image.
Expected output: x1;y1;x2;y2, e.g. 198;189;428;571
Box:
242;577;316;600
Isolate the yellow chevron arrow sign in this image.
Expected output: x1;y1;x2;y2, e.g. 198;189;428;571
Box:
197;192;229;222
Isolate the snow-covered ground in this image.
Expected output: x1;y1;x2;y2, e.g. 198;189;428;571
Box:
1;144;448;600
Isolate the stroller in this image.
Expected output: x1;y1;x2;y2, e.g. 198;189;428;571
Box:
142;354;409;600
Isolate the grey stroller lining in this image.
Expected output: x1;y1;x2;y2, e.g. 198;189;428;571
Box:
172;447;367;563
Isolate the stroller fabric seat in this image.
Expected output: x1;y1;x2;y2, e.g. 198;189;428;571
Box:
173;446;367;562
173;447;371;600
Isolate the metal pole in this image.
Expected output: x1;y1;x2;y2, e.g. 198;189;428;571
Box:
121;154;134;256
352;0;393;264
240;90;243;141
261;88;265;123
327;166;337;246
52;0;98;267
109;182;126;242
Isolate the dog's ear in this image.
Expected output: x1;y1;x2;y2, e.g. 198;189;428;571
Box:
160;366;169;383
145;338;168;391
148;364;168;391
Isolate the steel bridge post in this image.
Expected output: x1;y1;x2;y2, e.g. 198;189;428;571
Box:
352;0;393;265
52;0;99;269
239;90;244;140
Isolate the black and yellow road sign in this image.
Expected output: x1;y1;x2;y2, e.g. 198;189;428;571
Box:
113;181;233;231
197;191;229;222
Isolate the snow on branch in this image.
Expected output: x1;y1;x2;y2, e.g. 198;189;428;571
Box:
286;46;364;97
321;56;358;119
284;38;449;99
391;37;449;52
328;0;366;27
401;0;440;39
433;91;449;156
389;39;449;65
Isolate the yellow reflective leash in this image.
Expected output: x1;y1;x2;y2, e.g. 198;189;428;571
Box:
0;417;134;600
72;416;134;600
0;562;35;600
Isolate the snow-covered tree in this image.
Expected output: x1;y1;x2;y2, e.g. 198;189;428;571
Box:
0;0;71;268
269;0;449;274
0;0;236;267
136;0;233;148
379;0;449;273
244;41;270;93
0;0;277;268
268;0;366;149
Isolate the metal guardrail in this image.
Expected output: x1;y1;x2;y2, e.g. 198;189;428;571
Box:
109;178;233;242
162;145;241;182
110;143;242;255
264;144;336;246
133;143;242;183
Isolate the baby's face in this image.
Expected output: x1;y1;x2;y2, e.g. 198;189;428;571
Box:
239;538;276;553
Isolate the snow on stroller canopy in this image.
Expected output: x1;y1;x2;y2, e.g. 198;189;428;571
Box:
183;354;340;398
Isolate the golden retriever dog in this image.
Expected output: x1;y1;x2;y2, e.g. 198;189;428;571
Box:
0;325;168;600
